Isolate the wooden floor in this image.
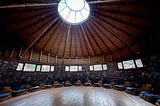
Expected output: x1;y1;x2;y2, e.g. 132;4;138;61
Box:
0;87;154;106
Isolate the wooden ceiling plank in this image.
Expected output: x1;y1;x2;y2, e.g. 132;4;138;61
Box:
54;22;67;57
2;8;55;27
93;15;132;49
63;25;71;58
93;13;137;40
90;16;119;50
0;3;58;9
85;22;104;55
21;17;59;57
88;0;122;4
86;19;109;54
49;21;65;56
16;12;54;39
80;24;96;56
77;26;85;57
88;17;112;54
23;14;54;42
93;10;145;30
41;19;60;50
69;26;73;57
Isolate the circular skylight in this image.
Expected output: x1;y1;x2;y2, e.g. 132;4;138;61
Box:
58;0;90;25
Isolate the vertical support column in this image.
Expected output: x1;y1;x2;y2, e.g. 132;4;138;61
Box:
56;55;57;64
89;56;90;65
18;46;23;58
10;47;15;58
29;48;33;61
39;51;42;62
47;53;50;63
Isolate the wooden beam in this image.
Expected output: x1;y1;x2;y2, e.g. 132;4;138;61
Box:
80;25;96;56
22;17;59;57
0;3;58;9
88;0;121;4
63;25;71;57
39;51;43;62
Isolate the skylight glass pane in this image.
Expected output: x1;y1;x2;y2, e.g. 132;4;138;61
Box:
123;60;135;69
58;0;90;24
70;66;78;72
65;66;69;71
90;66;93;71
24;63;36;72
36;65;41;71
78;66;82;71
41;65;50;72
59;7;70;19
75;12;83;23
50;66;54;71
81;9;89;21
58;2;66;12
66;0;85;11
16;63;23;71
94;64;103;71
67;11;76;23
103;64;107;70
118;62;123;69
135;59;143;68
59;0;65;3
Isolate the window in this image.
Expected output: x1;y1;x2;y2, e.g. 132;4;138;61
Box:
65;66;70;71
123;60;135;69
70;66;78;72
50;66;54;71
36;65;41;71
102;64;107;70
16;63;24;71
90;66;93;71
117;62;123;69
24;63;36;72
58;0;90;24
94;64;102;71
41;65;50;72
135;59;143;68
78;66;82;71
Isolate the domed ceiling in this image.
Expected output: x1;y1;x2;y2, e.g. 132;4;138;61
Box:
0;0;159;61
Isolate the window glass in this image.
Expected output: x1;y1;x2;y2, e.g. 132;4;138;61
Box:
135;59;143;68
65;66;70;71
24;63;36;71
16;63;23;71
50;66;54;71
78;66;82;71
36;65;41;71
90;66;93;71
41;65;50;72
118;62;123;69
94;64;102;71
123;60;135;69
102;64;107;70
70;66;78;72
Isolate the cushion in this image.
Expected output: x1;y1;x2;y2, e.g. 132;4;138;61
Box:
12;89;25;93
126;87;138;92
157;99;160;103
0;93;10;99
103;84;111;87
45;84;52;88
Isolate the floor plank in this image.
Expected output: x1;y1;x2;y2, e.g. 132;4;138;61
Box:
0;87;154;106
